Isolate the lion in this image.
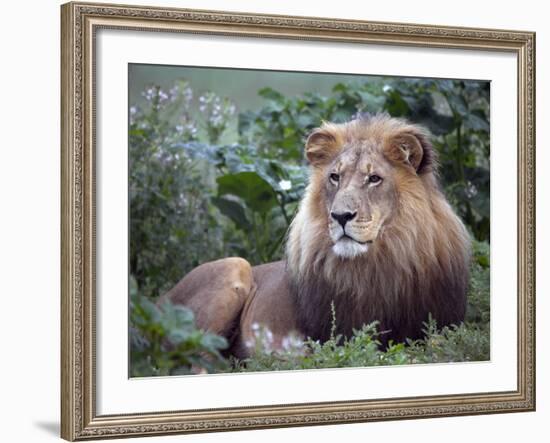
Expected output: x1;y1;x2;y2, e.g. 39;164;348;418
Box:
160;114;471;358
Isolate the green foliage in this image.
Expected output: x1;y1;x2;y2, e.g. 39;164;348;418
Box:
218;171;278;214
129;82;241;298
129;75;491;375
466;240;491;326
130;279;228;377
233;321;489;372
198;91;237;143
213;143;308;262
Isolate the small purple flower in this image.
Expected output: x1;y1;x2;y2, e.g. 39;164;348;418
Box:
142;86;156;102
183;86;193;103
281;334;305;354
129;106;138;124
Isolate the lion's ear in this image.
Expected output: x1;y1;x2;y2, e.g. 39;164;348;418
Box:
305;126;342;167
385;127;436;174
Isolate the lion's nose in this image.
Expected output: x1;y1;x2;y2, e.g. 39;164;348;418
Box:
330;211;357;228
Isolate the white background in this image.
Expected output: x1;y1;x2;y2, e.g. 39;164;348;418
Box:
0;0;547;442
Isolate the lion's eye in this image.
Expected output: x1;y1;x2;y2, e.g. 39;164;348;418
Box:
329;173;340;184
368;174;382;184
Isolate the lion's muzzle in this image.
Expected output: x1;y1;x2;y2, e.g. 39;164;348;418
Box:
329;208;383;258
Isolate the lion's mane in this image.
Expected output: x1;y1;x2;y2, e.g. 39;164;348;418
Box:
285;115;471;344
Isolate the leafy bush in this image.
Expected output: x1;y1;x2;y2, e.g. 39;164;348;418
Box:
129;74;491;375
130;279;228;377
233;321;489;373
129;82;241;298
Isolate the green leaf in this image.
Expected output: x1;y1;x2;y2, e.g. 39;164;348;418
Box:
464;112;490;132
331;109;352;123
167;329;190;345
476;254;490;268
331;83;348;93
357;90;385;111
384;90;410;116
201;333;229;351
173;305;195;326
258;87;285;102
445;94;468;116
211;196;252;230
217;172;278;214
296;113;315;128
135;296;161;324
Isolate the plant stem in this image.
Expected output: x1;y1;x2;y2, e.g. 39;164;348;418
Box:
278;193;291;226
456;123;465;182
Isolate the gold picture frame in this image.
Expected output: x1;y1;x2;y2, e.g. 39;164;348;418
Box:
61;1;536;440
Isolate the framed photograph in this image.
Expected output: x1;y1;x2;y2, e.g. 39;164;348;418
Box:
61;1;536;440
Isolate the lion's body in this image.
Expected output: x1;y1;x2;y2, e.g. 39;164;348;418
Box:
287;173;469;345
162;115;471;357
161;259;296;358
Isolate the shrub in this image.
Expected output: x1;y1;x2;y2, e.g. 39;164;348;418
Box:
129;82;241;298
130;279;229;377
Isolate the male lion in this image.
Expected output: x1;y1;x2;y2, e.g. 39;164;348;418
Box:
161;114;470;357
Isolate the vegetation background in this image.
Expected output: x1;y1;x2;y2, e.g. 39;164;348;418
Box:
128;65;490;377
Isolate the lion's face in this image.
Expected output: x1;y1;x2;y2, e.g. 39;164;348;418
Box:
323;146;397;258
304;115;435;259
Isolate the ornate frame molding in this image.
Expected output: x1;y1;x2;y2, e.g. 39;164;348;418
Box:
61;2;535;440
